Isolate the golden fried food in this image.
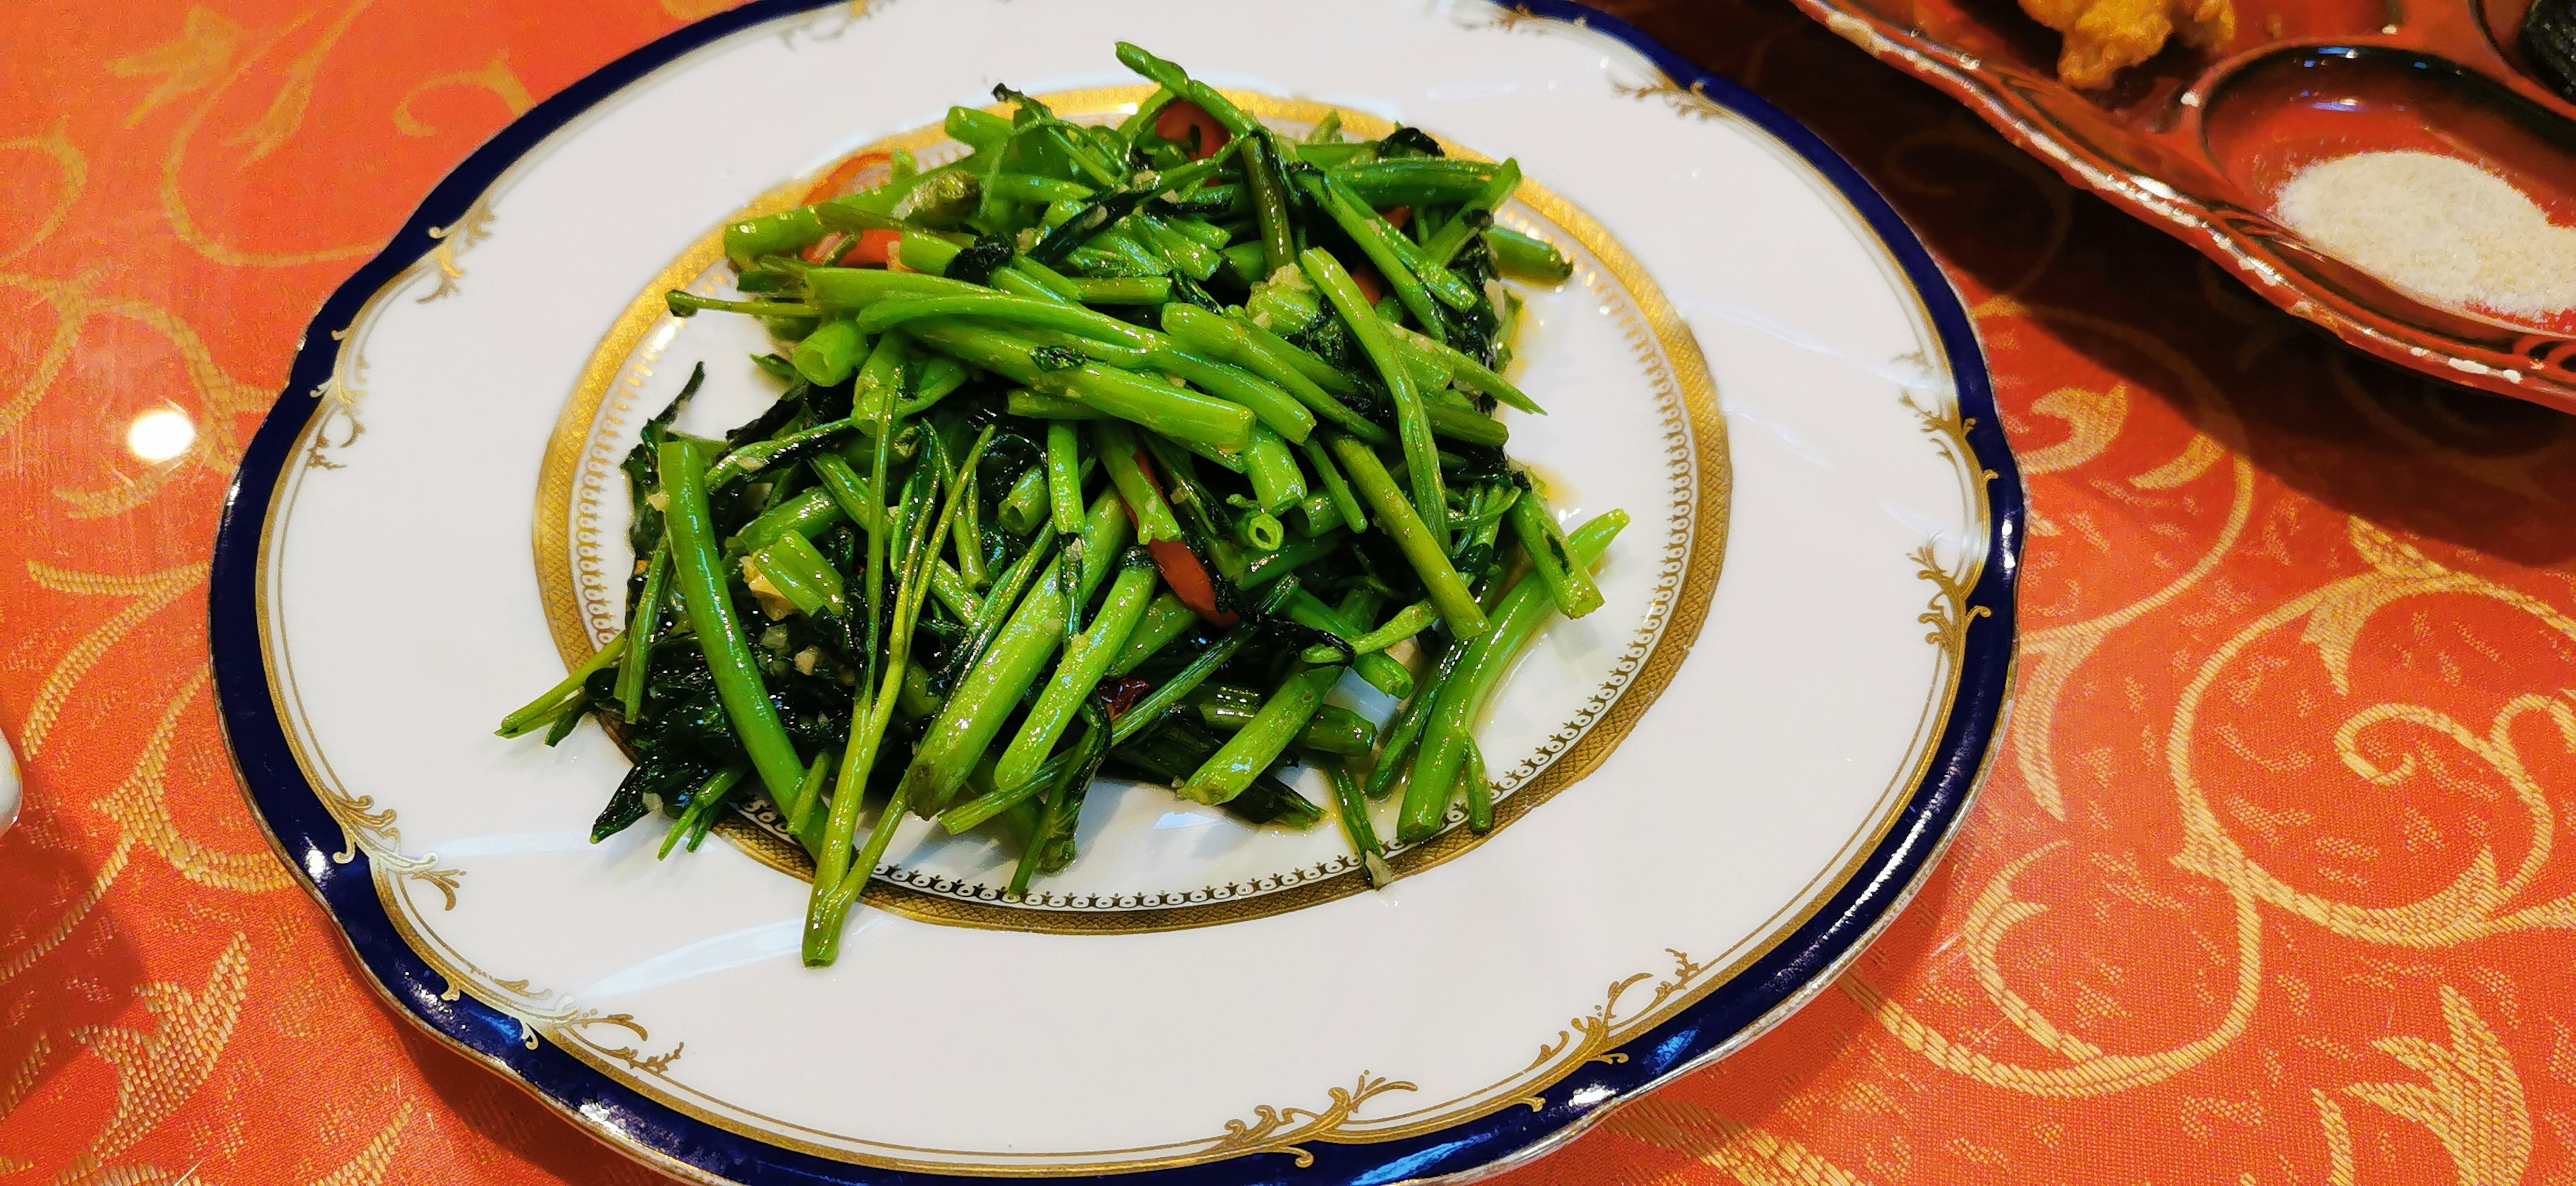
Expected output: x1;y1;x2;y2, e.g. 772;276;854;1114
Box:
2019;0;2235;89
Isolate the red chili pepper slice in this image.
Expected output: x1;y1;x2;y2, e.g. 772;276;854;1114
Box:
1114;447;1240;627
839;228;904;268
1154;101;1231;162
799;231;850;266
803;150;892;205
1383;205;1412;230
1149;540;1235;627
1350;258;1387;305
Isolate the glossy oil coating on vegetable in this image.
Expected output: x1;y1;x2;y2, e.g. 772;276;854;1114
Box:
499;44;1617;965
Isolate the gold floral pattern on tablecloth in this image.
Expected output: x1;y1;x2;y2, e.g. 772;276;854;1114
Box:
7;0;2576;1182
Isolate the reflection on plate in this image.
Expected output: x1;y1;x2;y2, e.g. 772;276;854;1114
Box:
1800;0;2576;409
208;1;2021;1183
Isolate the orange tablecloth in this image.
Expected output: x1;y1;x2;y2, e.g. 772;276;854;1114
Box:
6;1;2571;1181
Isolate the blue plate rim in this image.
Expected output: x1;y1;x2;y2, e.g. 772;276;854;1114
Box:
207;1;2024;1181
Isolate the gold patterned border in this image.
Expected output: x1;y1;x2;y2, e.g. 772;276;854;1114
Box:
532;88;1730;934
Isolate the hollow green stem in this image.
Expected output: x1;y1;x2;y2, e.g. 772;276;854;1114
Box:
497;629;624;738
927;558;982;623
1328;158;1504;206
1177;662;1342;805
1397;510;1625;843
945;105;1011;150
665;291;821;320
660;764;751;860
1114;42;1258;136
1299;435;1366;537
1096;421;1184;543
1226;311;1366;398
807;454;883;536
616;545;668;720
1242;427;1308;513
937;752;1063;835
1128;211;1221;281
1324;171;1478;311
657;440;806;800
778;744;837;837
1194;693;1377;755
1386;321;1544;415
950;498;989;599
1143;346;1315;443
1302;249;1445;551
724;208;828;264
900;355;973;420
792;319;865;386
1106;578;1300;745
1487;227;1574;282
1045;422;1087;535
1295;491;1342;537
1326;434;1485;638
1235;510;1286;551
1370;640;1464;802
941;522;1058;693
1296;172;1452;333
1065;276;1173;305
806;370;940;955
1035;362;1254;451
1241;133;1297;276
1329;762;1393;887
1236;529;1343;589
811;463;934;904
1281;590;1413;699
808;431;994;953
989;172;1096;205
1011;387;1099;420
1010;718;1110;892
999;464;1049;537
748;531;846;617
1423;159;1522;265
994;554;1159;790
806;266;1024;312
1347;599;1436;653
1159;305;1384;443
1106;591;1196;676
851;290;1161;352
896;492;1130;817
729;486;846;555
1461;737;1493;832
1424;402;1507;448
1507;489;1605;619
705;417;862;490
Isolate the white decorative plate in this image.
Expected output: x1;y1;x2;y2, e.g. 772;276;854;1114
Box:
210;1;2022;1182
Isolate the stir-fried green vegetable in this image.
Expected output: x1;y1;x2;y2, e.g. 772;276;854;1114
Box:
500;43;1618;966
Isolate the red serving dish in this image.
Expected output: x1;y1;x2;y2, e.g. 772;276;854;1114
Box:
1794;0;2576;409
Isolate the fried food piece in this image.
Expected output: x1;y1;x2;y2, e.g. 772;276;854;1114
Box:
2019;0;2235;89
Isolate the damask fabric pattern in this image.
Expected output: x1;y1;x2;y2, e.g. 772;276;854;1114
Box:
0;0;2569;1181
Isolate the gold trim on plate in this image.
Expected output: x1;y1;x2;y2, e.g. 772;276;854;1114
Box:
532;87;1731;934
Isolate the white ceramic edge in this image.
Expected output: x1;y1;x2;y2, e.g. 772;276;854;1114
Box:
0;726;18;839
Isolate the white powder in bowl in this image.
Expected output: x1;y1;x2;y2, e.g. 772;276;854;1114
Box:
2273;150;2576;319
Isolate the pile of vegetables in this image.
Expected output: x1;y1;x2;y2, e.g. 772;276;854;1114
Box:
499;43;1623;966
